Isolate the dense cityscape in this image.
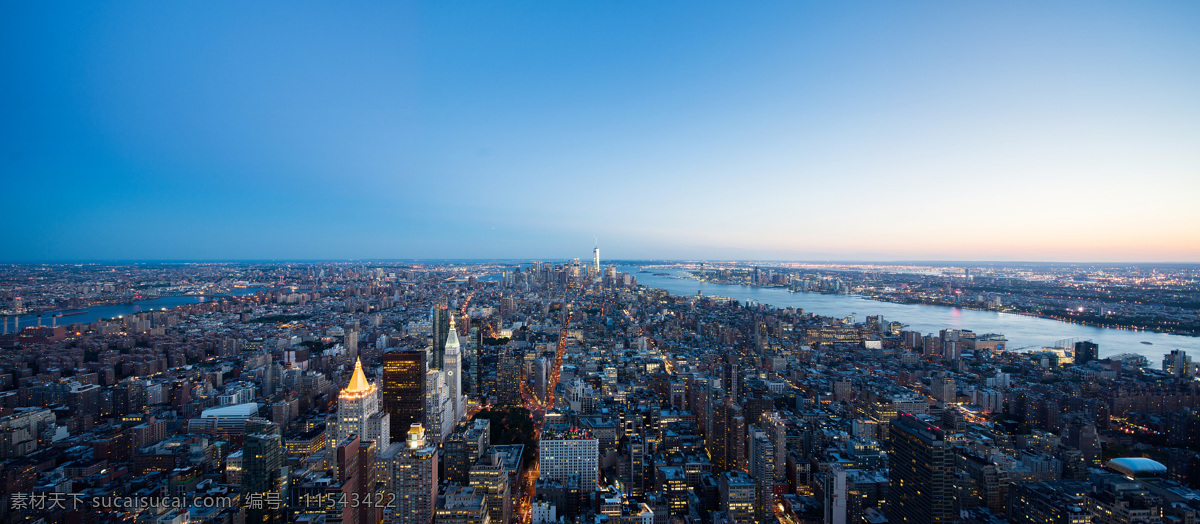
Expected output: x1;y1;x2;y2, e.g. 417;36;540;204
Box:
0;254;1197;524
6;2;1200;523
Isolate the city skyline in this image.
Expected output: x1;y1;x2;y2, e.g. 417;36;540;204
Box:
0;259;1197;522
4;3;1199;262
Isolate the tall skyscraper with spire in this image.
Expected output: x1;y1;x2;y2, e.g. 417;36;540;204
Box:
593;240;600;273
338;358;389;448
445;315;465;423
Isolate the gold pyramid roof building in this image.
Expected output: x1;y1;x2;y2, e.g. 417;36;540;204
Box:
338;357;388;446
344;357;373;396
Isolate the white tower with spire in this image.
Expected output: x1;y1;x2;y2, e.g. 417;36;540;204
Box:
593;238;600;273
444;315;465;423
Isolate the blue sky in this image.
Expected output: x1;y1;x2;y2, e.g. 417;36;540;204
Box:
3;2;1198;261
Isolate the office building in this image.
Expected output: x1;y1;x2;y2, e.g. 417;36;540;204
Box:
381;424;439;524
432;305;450;370
1007;481;1092;524
336;434;382;524
719;471;756;524
1074;341;1099;365
445;419;492;484
496;348;523;406
1164;350;1194;378
889;413;954;523
338;358;388;448
435;484;490;524
426;369;454;442
708;397;745;472
539;429;600;494
244;427;288;524
383;349;426;439
469;452;511;524
621;434;646;498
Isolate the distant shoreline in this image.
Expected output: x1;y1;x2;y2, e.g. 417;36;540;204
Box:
679;273;1200;338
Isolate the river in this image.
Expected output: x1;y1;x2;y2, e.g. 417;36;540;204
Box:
622;267;1198;368
3;288;263;331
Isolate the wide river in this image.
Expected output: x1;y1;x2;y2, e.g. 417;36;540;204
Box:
621;267;1198;368
4;288;262;331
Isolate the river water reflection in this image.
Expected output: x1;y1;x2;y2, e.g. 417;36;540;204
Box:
622;267;1198;368
7;289;262;329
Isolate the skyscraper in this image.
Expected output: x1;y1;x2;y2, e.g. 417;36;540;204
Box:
531;357;549;402
431;305;450;370
749;425;776;521
380;424;439;524
383;349;426;439
338;358;388;447
345;329;359;358
1164;349;1194;378
708;396;744;472
335;434;382;524
761;411;788;481
426;369;454;442
620;433;645;498
445;419;492;484
444;316;464;423
593;242;600;273
824;466;849;524
723;352;739;398
470;452;512;524
497;347;523;406
1074;341;1099;365
244;427;288;524
889;413;954;523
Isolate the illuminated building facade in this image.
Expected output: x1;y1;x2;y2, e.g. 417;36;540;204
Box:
539;429;599;494
888;413;954;523
719;471;755;524
708;397;744;472
445;316;465;423
338;358;389;447
1164;349;1195;378
383;349;426;439
381;424;439;524
435;484;490;524
469;453;511;524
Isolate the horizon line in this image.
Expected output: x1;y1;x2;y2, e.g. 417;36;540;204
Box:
1;258;1198;266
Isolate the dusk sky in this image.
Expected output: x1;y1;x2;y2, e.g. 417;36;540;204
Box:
3;2;1198;262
